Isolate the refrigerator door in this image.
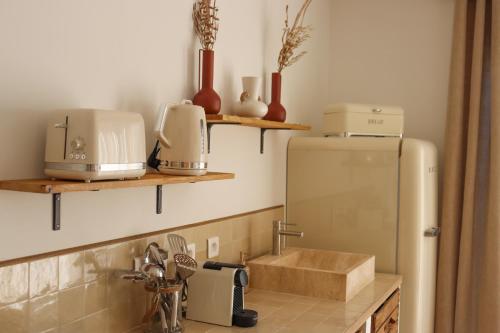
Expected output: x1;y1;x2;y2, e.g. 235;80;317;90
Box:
287;137;400;273
398;138;438;333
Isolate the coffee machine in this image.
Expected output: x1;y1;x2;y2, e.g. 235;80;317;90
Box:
186;262;257;327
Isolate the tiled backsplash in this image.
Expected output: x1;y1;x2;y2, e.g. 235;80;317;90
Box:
0;206;283;333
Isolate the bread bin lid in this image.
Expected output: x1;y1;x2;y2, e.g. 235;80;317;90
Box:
325;103;404;116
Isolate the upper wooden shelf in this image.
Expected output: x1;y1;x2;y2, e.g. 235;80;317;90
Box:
0;172;235;231
205;115;311;153
206;115;311;131
0;172;235;194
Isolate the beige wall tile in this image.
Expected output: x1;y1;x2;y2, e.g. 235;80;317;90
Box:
107;242;134;271
28;293;58;332
232;217;250;241
249;233;270;258
129;240;147;260
191;224;213;252
58;285;85;325
0;208;283;333
124;325;146;333
0;263;29;306
232;238;250;261
39;328;59;333
106;276;131;308
250;212;274;236
83;309;108;333
195;250;207;262
58;252;84;290
29;257;58;299
84;277;107;315
60;318;84;333
107;302;132;333
218;243;235;263
215;221;232;245
84;247;107;283
127;283;147;328
0;300;28;333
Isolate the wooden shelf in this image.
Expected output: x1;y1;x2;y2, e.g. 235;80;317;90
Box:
0;172;235;231
205;115;311;153
0;172;235;194
206;115;311;130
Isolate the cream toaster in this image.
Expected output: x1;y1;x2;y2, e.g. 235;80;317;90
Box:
44;109;147;182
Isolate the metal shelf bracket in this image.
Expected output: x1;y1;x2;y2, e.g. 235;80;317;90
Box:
260;128;290;154
52;193;61;231
156;185;163;214
206;123;292;154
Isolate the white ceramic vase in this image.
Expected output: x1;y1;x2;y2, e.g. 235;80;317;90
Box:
233;76;268;118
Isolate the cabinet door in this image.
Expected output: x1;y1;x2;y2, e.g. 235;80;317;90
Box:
376;308;399;333
372;289;400;332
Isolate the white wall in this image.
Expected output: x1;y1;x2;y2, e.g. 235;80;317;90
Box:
327;0;455;155
0;0;454;261
0;0;332;260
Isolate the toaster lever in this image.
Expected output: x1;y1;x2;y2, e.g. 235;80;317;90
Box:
54;122;67;128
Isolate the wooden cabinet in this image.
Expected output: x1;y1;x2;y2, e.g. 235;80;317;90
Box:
372;289;400;333
354;322;367;333
377;307;399;333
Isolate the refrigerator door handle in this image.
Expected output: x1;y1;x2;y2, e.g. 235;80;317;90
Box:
424;227;441;237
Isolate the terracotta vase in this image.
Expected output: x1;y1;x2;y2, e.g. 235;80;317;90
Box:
263;72;286;122
193;49;221;115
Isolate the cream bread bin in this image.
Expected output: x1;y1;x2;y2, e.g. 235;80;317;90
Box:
323;103;404;137
44;109;147;182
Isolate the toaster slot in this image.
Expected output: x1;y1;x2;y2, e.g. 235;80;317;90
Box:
54;116;69;160
63;116;68;159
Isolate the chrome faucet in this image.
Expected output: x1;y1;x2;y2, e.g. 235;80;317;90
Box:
272;220;304;256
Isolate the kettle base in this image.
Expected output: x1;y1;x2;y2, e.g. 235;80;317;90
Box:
158;168;208;176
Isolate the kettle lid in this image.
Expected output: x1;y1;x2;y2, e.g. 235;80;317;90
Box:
174;99;204;112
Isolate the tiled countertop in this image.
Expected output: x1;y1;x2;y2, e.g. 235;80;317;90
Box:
183;273;402;333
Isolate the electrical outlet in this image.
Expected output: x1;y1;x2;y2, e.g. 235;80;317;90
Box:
207;236;220;258
133;256;143;271
187;243;196;259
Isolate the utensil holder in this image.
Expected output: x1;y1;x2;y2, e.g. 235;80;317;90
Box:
144;283;184;333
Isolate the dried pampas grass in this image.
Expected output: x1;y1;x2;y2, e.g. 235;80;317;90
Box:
277;0;313;73
193;0;219;50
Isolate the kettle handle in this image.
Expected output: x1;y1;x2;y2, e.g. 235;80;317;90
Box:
154;104;171;148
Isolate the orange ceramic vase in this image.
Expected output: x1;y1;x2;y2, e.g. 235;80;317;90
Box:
193;50;221;115
263;72;286;122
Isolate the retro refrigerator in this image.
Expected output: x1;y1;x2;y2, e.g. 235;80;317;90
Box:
287;133;438;332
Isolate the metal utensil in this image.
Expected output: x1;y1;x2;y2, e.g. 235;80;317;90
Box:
141;263;166;283
174;253;197;306
167;234;188;255
142;292;161;324
118;271;148;282
159;303;168;332
168;287;183;332
144;242;168;270
173;253;197;281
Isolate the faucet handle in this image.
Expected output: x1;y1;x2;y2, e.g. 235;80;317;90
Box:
273;220;296;226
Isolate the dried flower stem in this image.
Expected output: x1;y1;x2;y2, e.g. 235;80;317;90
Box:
277;0;313;73
193;0;219;50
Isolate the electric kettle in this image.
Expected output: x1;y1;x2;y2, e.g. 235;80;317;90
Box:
149;100;208;176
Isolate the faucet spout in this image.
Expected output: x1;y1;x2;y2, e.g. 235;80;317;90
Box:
279;230;304;238
272;220;304;256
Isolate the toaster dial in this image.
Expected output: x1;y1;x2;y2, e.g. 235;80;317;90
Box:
70;137;86;151
68;136;86;160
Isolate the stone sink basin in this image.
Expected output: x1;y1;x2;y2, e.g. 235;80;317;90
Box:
247;247;375;302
